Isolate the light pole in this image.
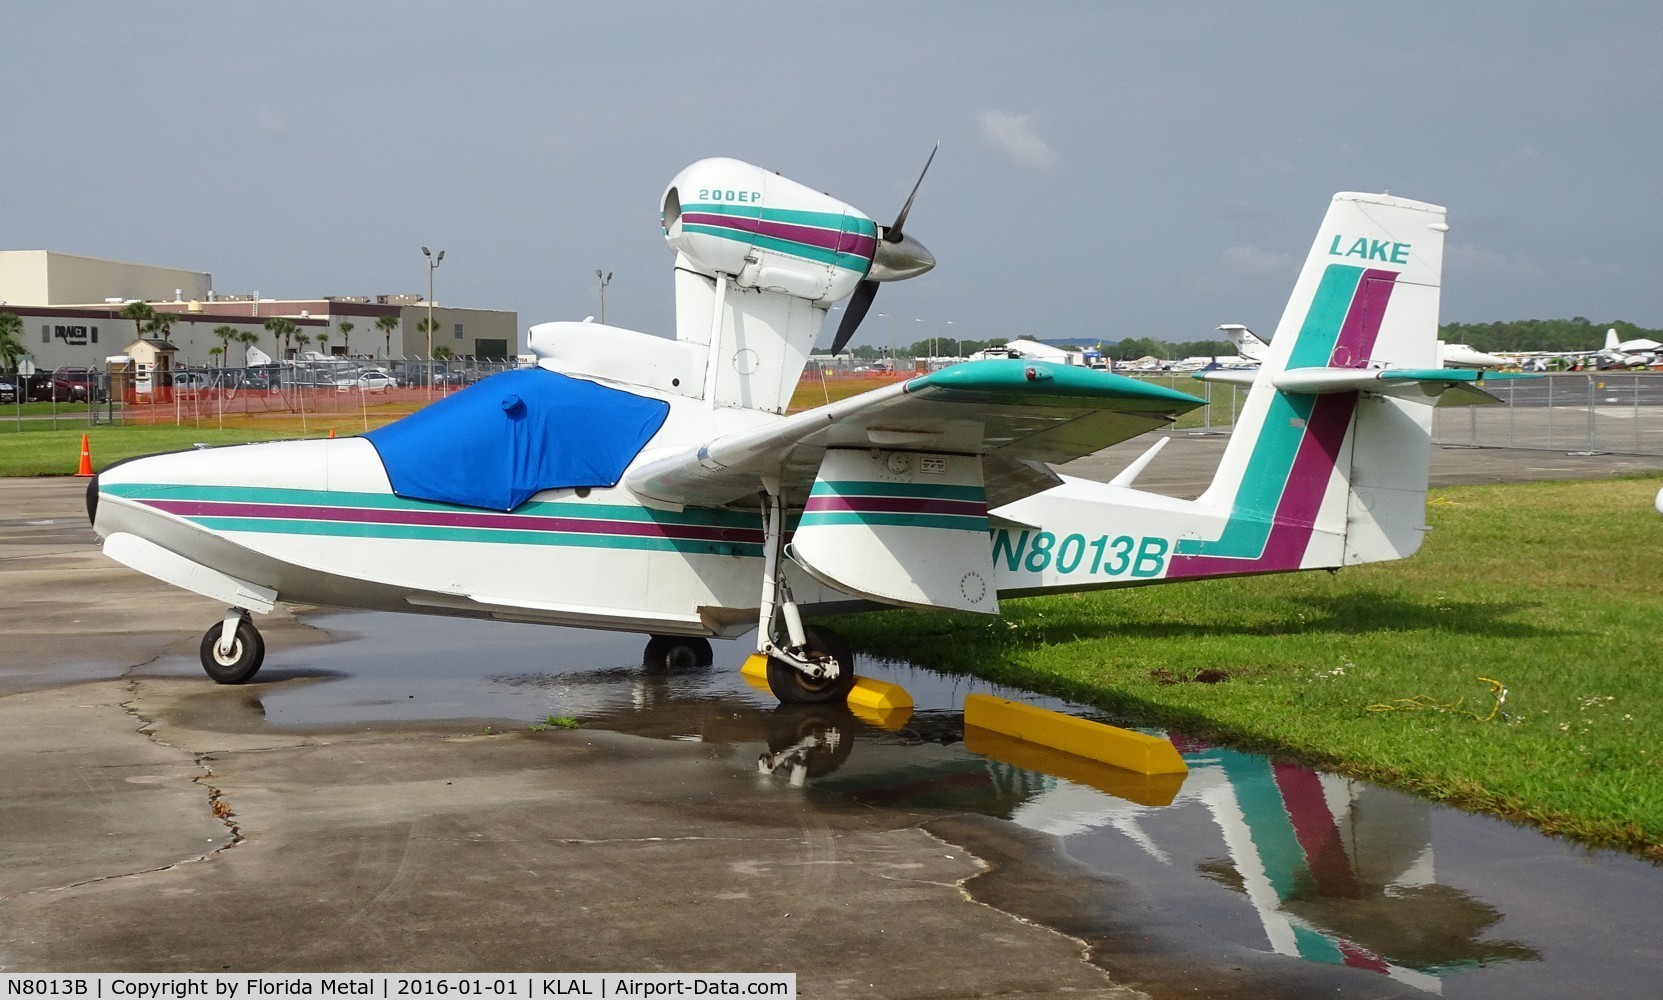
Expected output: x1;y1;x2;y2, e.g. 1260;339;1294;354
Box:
945;320;957;359
422;246;444;396
596;270;613;325
915;317;932;370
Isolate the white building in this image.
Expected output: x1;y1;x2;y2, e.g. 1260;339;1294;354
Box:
0;250;518;371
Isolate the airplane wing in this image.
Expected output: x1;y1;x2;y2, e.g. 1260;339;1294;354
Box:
627;359;1205;510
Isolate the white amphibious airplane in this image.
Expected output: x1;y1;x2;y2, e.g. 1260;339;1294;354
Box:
88;155;1526;704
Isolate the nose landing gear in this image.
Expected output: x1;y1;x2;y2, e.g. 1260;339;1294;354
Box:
765;626;855;704
199;609;265;684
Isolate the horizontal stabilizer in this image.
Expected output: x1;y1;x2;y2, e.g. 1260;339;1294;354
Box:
1195;367;1534;406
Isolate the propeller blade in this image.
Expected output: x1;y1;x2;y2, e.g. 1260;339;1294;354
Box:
829;280;880;356
886;142;939;241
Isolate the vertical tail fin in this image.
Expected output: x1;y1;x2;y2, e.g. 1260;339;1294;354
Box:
1173;193;1447;575
1217;323;1271;362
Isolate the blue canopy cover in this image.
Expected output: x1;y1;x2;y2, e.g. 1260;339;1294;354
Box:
364;369;670;511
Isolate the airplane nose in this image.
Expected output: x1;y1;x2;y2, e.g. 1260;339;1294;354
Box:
85;472;100;527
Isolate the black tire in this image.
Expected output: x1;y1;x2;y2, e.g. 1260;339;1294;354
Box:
765;705;857;779
199;619;265;684
642;635;713;673
765;626;857;705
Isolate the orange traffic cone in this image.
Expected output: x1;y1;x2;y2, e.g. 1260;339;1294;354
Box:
75;434;94;478
328;428;336;438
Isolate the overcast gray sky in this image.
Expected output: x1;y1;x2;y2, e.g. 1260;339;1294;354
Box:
4;3;1658;350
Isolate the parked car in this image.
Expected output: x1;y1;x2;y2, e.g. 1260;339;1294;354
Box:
170;371;217;392
23;372;54;402
336;367;399;392
49;367;104;402
0;378;15;405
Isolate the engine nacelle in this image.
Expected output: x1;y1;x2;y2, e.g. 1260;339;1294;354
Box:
662;158;875;305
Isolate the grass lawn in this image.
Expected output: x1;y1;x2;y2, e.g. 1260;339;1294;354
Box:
830;476;1663;859
0;411;414;477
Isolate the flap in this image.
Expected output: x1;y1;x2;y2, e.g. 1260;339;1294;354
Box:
625;359;1204;510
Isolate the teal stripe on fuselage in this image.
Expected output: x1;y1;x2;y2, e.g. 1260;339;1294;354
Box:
1175;264;1362;560
186;516;762;557
808;480;986;502
1287;265;1366;369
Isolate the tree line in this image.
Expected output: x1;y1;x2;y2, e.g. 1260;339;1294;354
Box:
1435;318;1662;353
837;318;1662;362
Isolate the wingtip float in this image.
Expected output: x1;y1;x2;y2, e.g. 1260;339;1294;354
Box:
92;165;1489;706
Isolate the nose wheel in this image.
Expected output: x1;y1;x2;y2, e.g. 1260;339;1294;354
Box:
199;611;265;684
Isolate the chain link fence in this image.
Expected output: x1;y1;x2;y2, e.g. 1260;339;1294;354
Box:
1430;373;1663;455
5;359;526;430
1137;372;1663;455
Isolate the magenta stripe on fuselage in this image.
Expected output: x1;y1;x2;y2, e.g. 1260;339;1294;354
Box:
680;212;877;259
802;495;987;518
1168;393;1357;575
1331;269;1399;367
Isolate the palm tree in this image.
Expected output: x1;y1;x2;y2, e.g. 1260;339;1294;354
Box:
376;313;400;358
263;317;297;359
0;312;23;373
417;318;441;358
293;331;313;355
431;344;455;361
317;332;330;356
120;301;157;341
337;320;354;357
212;325;239;367
236;330;261;364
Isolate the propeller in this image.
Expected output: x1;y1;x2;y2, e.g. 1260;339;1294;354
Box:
828;145;939;356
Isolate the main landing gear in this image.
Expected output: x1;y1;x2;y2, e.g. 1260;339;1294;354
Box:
642;635;714;672
199;608;265;684
756;488;857;705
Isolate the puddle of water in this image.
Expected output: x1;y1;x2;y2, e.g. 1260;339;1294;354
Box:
151;610;1663;998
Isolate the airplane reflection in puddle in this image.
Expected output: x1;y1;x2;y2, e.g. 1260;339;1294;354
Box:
736;705;1537;992
1159;738;1537;989
494;665;1537;991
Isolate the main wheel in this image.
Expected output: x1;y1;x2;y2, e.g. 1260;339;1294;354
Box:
199;619;265;684
642;635;713;673
765;705;857;779
766;626;857;705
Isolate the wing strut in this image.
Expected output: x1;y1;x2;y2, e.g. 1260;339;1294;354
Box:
703;272;729;408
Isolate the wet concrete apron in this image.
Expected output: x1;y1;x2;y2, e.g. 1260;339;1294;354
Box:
128;612;1663;998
